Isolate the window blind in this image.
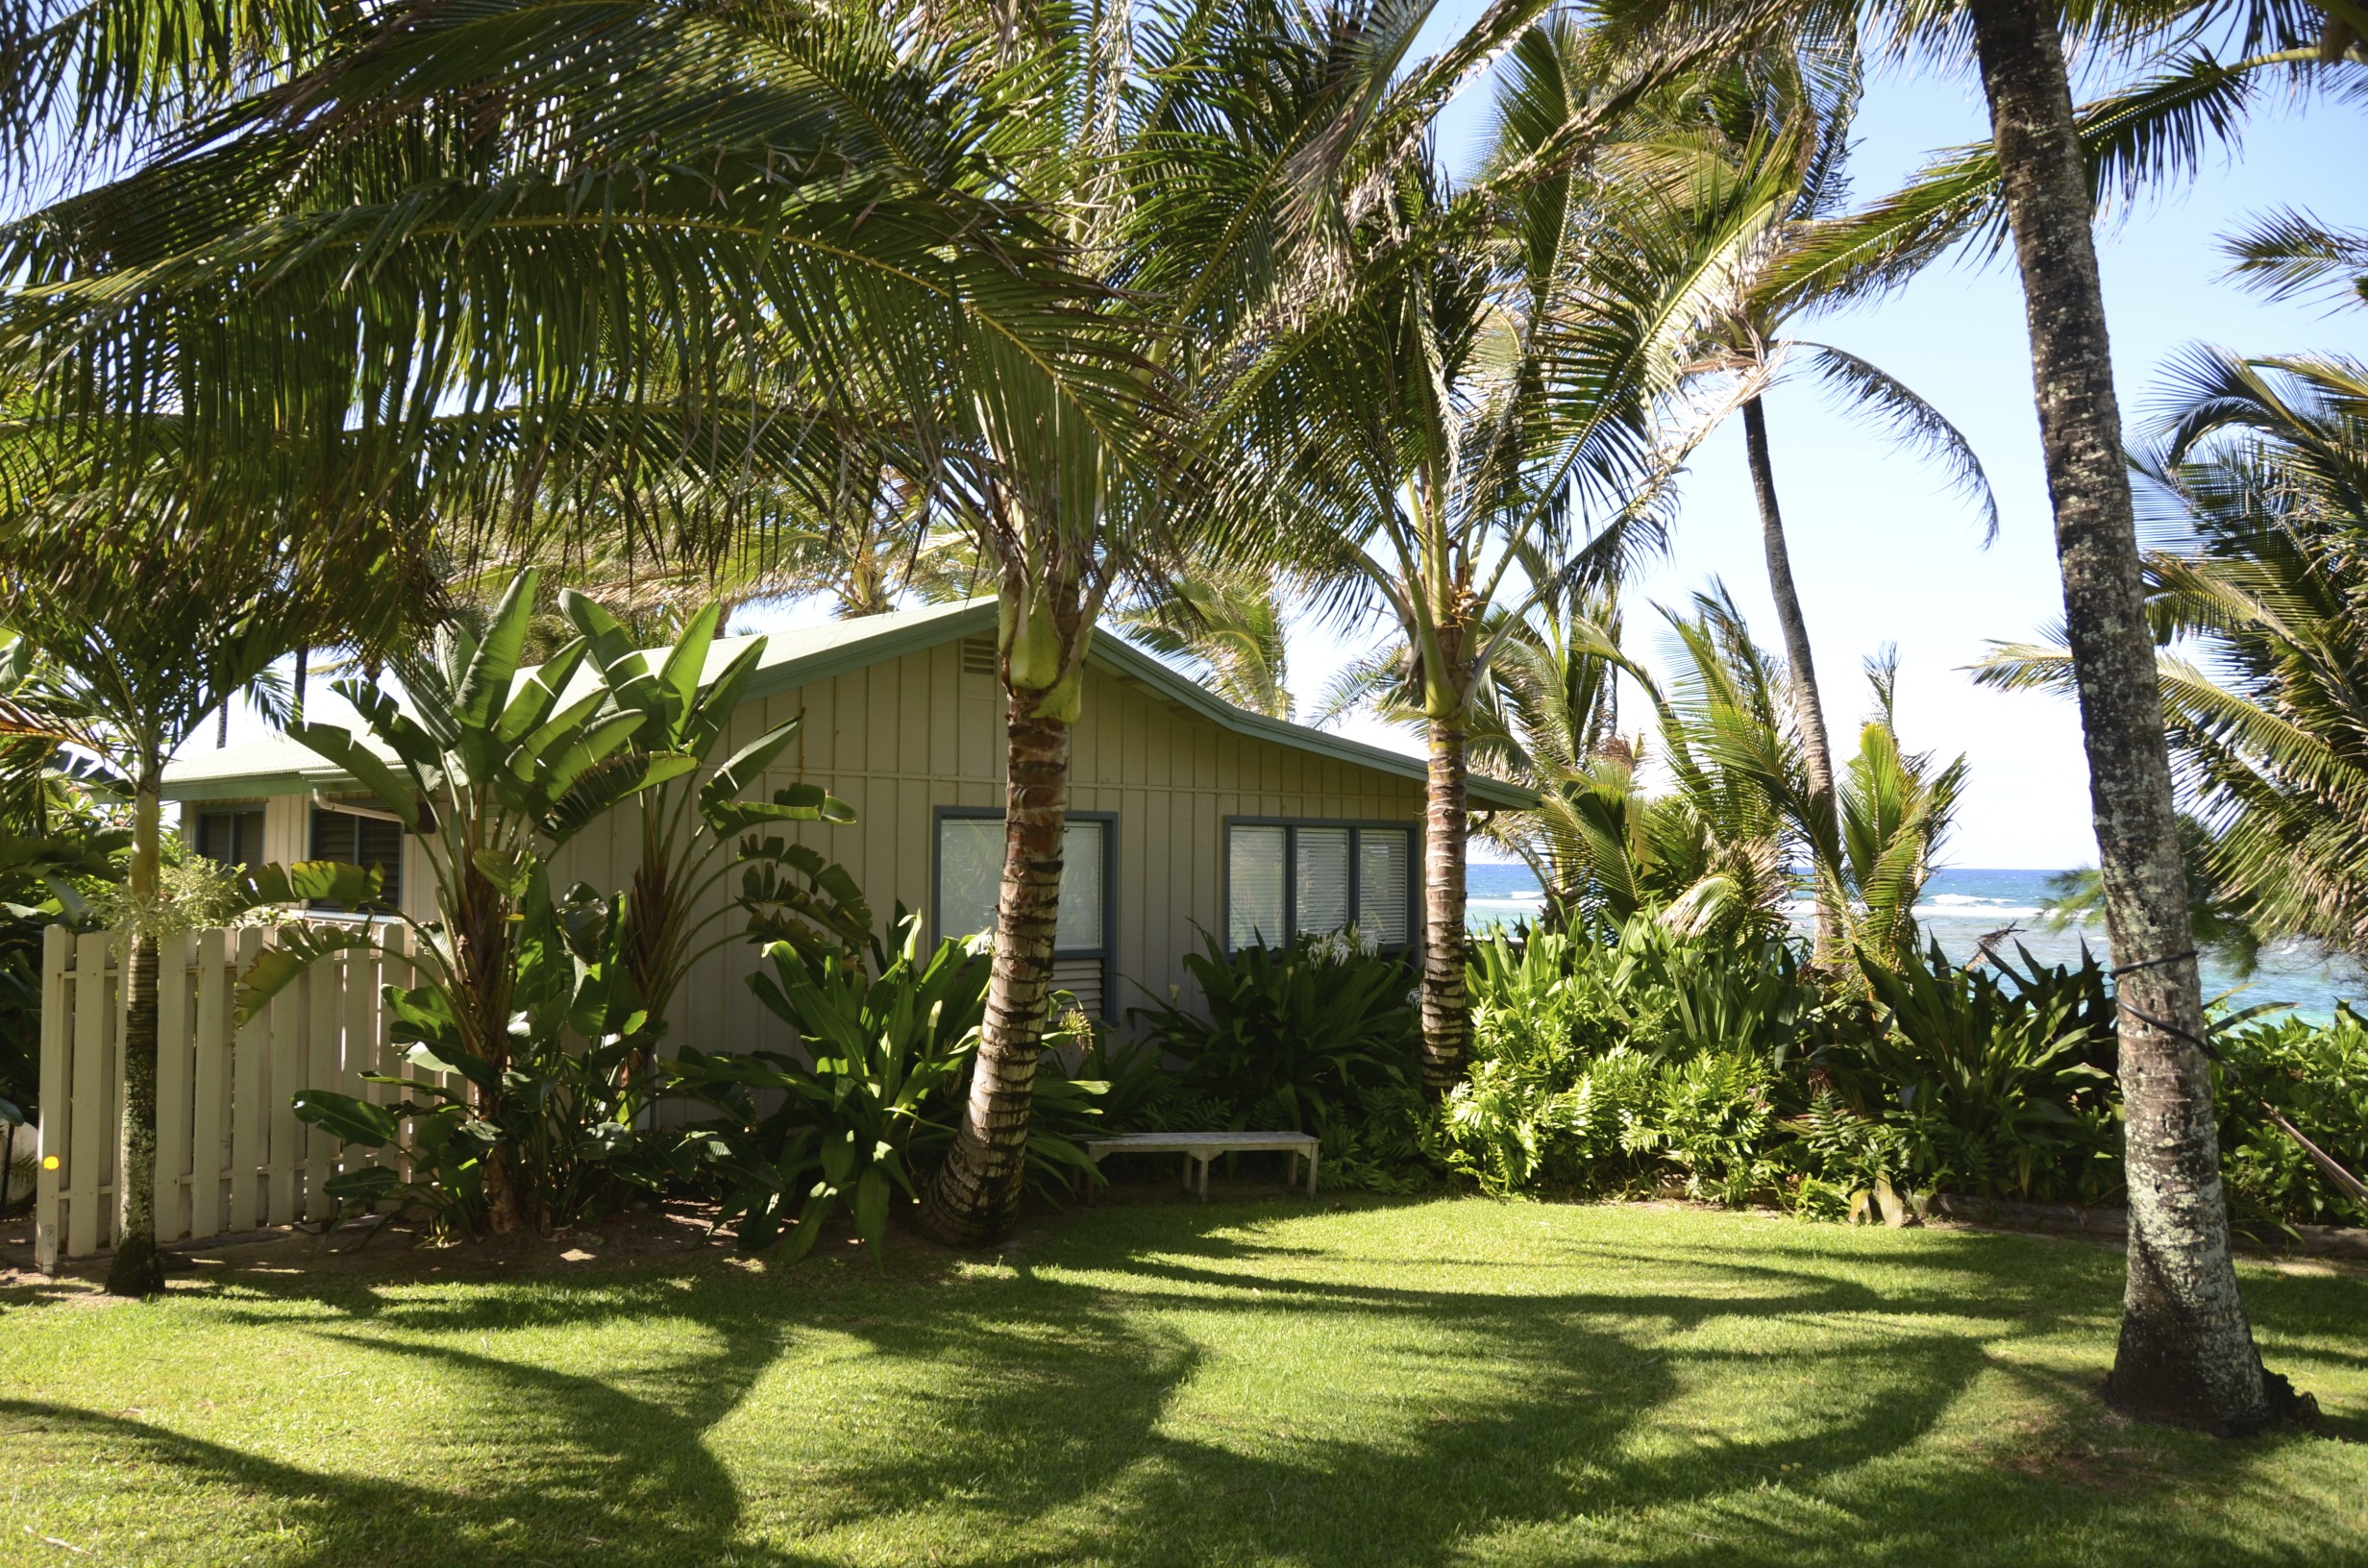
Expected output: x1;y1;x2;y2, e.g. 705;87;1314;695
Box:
1357;829;1411;947
1293;827;1349;938
1226;824;1287;951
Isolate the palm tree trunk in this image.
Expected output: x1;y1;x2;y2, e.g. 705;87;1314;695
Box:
1741;396;1844;968
1967;0;2295;1433
104;774;166;1297
291;647;308;722
1418;715;1469;1095
920;700;1070;1243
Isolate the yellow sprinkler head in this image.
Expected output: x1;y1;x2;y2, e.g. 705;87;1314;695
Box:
42;1155;61;1170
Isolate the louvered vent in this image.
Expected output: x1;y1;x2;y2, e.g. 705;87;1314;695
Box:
959;635;998;677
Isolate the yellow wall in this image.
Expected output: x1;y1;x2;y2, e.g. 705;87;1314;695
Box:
554;637;1425;1055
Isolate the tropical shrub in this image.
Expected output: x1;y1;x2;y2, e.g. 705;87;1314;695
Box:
667;913;1106;1257
1131;931;1419;1136
2214;1008;2368;1231
247;569;696;1232
666;918;985;1259
1042;998;1180;1133
1824;943;2120;1203
558;589;859;1052
1648;1050;1788;1204
1446;919;2147;1213
290;881;665;1236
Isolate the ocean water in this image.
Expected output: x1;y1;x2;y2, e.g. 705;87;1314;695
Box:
1464;862;2362;1025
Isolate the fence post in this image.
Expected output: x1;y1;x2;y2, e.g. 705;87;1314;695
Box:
304;951;340;1222
343;941;378;1170
191;929;228;1240
265;949;302;1225
230;927;266;1232
66;930;109;1258
34;924;67;1273
156;931;193;1243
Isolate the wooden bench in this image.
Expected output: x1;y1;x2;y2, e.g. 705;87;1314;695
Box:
1082;1131;1320;1201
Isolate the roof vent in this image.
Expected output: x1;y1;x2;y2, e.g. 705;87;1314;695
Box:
959;636;998;678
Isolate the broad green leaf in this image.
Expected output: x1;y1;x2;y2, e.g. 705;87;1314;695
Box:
541;710;649;798
469;846;535;899
455;569;538;731
290;1090;398;1148
655;600;723;731
699;718;804;818
337;683;444;772
682;639;770;753
496;640;588;746
706;786;857;836
235;921;390;1024
322;1165;401;1203
284;723;421;828
509;686;610;780
239;859;382;909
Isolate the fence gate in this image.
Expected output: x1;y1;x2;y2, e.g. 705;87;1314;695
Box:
34;923;416;1272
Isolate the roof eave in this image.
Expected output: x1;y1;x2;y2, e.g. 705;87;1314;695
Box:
1084;637;1540;811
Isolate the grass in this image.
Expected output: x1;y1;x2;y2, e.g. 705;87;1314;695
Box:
1;1196;2363;1568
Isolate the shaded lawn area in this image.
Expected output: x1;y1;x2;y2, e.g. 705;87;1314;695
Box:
1;1198;2363;1568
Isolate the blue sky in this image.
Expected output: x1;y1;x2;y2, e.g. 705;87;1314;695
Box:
1306;22;2368;871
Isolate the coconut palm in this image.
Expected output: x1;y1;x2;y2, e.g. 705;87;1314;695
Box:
1270;16;1793;1093
0;0;1147;572
1936;0;2339;1433
2220;208;2368;312
4;0;1745;1242
1660;43;1999;967
914;0;1772;1235
1477;575;1962;949
1116;567;1297;720
1784;0;2365;1431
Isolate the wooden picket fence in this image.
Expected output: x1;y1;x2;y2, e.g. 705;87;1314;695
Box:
33;922;420;1273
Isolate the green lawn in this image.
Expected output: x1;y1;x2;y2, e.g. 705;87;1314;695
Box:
2;1198;2363;1567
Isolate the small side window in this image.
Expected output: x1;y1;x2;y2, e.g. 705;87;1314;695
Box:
193;808;264;871
309;804;404;911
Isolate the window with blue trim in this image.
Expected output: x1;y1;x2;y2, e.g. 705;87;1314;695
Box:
1227;821;1412;952
935;816;1108;951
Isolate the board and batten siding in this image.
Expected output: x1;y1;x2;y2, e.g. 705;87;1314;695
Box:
544;639;1423;1057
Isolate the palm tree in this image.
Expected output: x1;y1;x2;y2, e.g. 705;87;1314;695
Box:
1663;45;1999;967
1943;0;2318;1435
1476;576;1962;950
2220;207;2368;311
1272;16;1785;1093
0;0;1147;578
1115;567;1296;720
2;0;1171;1253
0;478;416;1293
913;0;1764;1235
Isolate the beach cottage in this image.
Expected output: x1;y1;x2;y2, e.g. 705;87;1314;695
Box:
162;599;1532;1049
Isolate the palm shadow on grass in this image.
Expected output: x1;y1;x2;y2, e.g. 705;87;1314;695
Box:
4;1202;2361;1567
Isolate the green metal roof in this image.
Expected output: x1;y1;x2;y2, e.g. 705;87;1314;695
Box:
164;596;1536;810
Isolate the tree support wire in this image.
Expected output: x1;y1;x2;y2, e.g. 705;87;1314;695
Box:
2109;949;2368;1208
